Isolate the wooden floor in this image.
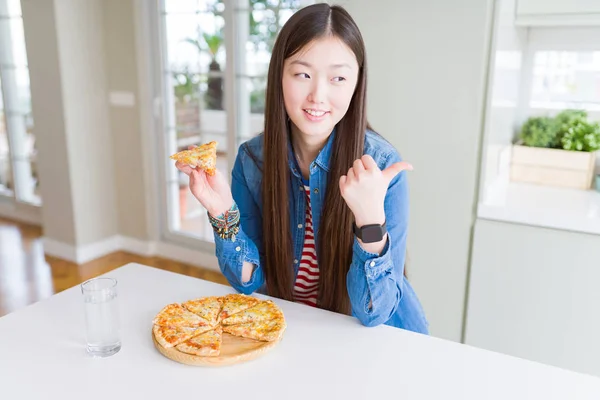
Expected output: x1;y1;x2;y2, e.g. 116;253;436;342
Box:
0;218;228;318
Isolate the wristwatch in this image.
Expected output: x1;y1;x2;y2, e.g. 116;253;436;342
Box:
353;221;387;243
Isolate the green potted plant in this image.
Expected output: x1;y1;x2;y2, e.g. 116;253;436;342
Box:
511;110;600;190
183;29;224;110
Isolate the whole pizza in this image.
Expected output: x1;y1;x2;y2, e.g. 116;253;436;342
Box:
152;293;286;358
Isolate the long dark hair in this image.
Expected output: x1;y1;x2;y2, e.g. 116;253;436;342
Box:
259;4;368;315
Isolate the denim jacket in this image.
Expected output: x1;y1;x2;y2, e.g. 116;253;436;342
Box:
214;130;429;334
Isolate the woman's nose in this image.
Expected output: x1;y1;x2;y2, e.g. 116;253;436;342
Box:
307;81;326;105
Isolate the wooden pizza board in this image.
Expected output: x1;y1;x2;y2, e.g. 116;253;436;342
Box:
152;330;283;367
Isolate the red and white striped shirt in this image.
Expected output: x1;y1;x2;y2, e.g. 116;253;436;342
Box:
293;185;319;306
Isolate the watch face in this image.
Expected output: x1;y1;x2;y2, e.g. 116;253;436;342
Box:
361;225;384;243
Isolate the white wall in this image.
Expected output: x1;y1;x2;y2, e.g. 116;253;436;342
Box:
54;0;118;246
344;0;495;341
103;0;149;241
21;0;119;251
21;0;76;243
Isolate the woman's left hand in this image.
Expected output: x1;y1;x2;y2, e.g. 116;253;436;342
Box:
339;155;413;228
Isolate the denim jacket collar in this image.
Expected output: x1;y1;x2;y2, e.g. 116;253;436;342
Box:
287;128;336;178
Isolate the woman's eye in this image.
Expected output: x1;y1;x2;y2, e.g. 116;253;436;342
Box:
296;73;310;79
332;77;346;82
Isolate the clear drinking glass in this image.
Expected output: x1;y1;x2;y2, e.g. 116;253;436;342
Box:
81;277;121;357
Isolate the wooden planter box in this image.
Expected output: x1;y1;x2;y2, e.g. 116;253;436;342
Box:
510;144;597;190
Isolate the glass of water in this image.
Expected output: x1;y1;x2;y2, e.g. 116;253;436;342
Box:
81;277;121;357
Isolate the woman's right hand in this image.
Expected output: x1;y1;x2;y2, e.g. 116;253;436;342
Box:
175;159;234;217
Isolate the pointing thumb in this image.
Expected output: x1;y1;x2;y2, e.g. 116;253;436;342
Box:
382;161;413;182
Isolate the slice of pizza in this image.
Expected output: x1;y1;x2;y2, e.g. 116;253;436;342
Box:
170;141;217;176
182;296;223;326
220;300;284;326
153;324;213;348
219;293;261;322
175;326;223;357
222;317;286;342
152;303;210;328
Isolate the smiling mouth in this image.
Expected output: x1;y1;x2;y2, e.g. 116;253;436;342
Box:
303;109;329;117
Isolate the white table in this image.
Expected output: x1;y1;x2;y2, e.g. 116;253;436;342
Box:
1;263;599;400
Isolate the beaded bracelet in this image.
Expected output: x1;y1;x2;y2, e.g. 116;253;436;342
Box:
208;203;240;241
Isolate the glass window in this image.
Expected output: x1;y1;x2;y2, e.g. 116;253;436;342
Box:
159;0;312;243
0;0;39;205
530;51;600;111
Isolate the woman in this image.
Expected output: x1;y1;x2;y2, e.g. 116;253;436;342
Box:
176;3;429;334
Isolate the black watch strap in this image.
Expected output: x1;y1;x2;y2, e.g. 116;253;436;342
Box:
353;221;387;243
